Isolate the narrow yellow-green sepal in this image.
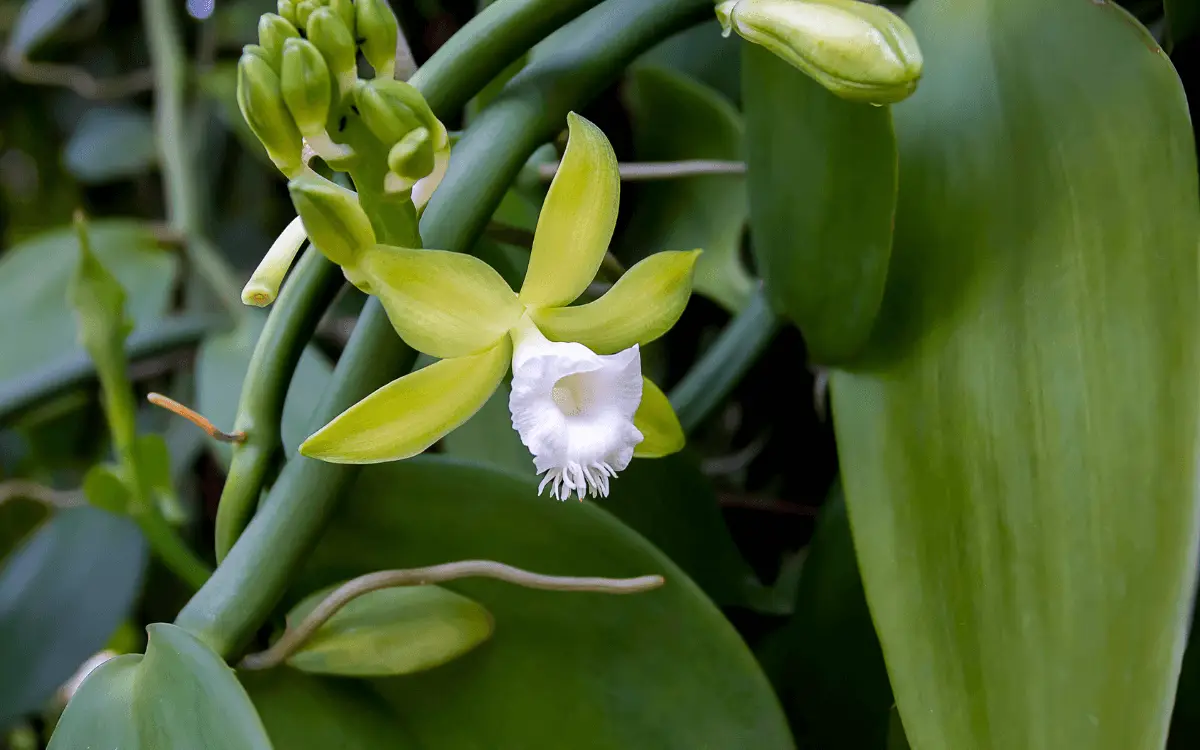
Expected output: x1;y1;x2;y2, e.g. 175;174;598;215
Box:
300;338;512;464
360;245;523;359
633;377;684;458
519;112;619;309
531;249;700;354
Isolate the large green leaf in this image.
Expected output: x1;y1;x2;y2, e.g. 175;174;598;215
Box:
759;483;893;748
0;507;147;731
638;19;742;104
48;623;273;749
621;65;753;313
298;456;792;749
743;43;896;363
196;313;333;467
0;221;177;384
830;1;1200;748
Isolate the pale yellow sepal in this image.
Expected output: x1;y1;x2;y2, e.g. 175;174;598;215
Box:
633;377;684;458
360;245;522;359
518;112;619;309
300;338;512;464
531;250;701;354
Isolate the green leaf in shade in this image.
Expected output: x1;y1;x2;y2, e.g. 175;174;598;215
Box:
0;221;176;384
48;623;273;749
440;379;532;475
6;0;89;57
82;463;129;514
63;107;157;184
743;43;896;364
1167;0;1200;48
758;483;893;749
830;2;1200;748
135;434;185;523
620;65;753;313
282;584;493;677
0;507;147;732
299;456;793;749
638;19;742;105
196;313;332;467
241;669;416;749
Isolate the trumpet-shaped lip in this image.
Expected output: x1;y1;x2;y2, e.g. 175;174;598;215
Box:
508;321;643;501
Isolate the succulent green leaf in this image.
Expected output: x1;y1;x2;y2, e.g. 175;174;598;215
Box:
48;623;273;749
743;42;896;364
360;245;522;359
280;38;332;137
632;377;684;458
355;0;400;78
300;339;511;464
532;250;699;354
519;112;620;309
282;584;493;677
717;0;923;104
831;2;1200;748
288;175;375;267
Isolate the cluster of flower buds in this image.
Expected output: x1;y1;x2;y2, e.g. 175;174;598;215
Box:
236;0;450;307
717;0;923;104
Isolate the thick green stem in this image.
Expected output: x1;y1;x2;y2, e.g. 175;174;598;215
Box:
670;289;779;433
0;315;219;425
176;0;714;658
213;250;345;562
141;0;244;315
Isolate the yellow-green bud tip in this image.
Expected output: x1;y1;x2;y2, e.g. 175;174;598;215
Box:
241;215;308;307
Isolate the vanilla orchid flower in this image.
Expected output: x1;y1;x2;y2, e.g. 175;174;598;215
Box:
299;112;696;500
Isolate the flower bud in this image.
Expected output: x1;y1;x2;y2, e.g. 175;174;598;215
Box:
356;0;400;79
237;51;305;176
277;0;298;25
328;0;356;36
257;12;300;68
242;216;308;307
385;127;434;191
280;38;333;137
288;175;376;267
307;7;357;97
295;0;318;28
716;0;923;104
352;79;423;144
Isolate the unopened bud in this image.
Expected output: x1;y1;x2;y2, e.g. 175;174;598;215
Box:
356;0;400;79
288;175;376;267
384;127;434;191
242;216;308;307
295;0;318;28
329;0;356;36
410;148;449;212
281;38;333;136
716;0;922;104
307;7;357;97
258;13;300;68
238;51;305;176
353;79;422;143
277;0;298;26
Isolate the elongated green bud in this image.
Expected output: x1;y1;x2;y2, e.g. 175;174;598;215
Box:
329;0;356;36
280;38;332;136
307;7;357;97
295;0;318;28
288;175;375;267
385;127;434;192
277;0;298;25
237;51;304;176
716;0;922;104
257;12;299;68
352;79;422;143
356;0;400;79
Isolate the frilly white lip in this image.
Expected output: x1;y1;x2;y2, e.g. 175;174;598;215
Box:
508;317;643;501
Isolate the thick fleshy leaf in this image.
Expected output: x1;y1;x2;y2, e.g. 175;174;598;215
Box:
301;339;511;464
621;65;753;313
297;456;793;748
519;112;620;309
360;245;522;358
632;376;684;458
532;250;700;354
282;584;493;677
831;2;1200;748
0;507;146;732
48;623;273;749
744;42;896;363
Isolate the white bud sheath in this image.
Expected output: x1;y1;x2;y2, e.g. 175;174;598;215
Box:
509;316;644;501
242;215;308;307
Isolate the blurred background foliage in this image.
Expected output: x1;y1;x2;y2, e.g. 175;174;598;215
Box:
0;0;1198;747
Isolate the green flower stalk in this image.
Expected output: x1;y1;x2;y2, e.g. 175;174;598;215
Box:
716;0;923;104
299;113;695;500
